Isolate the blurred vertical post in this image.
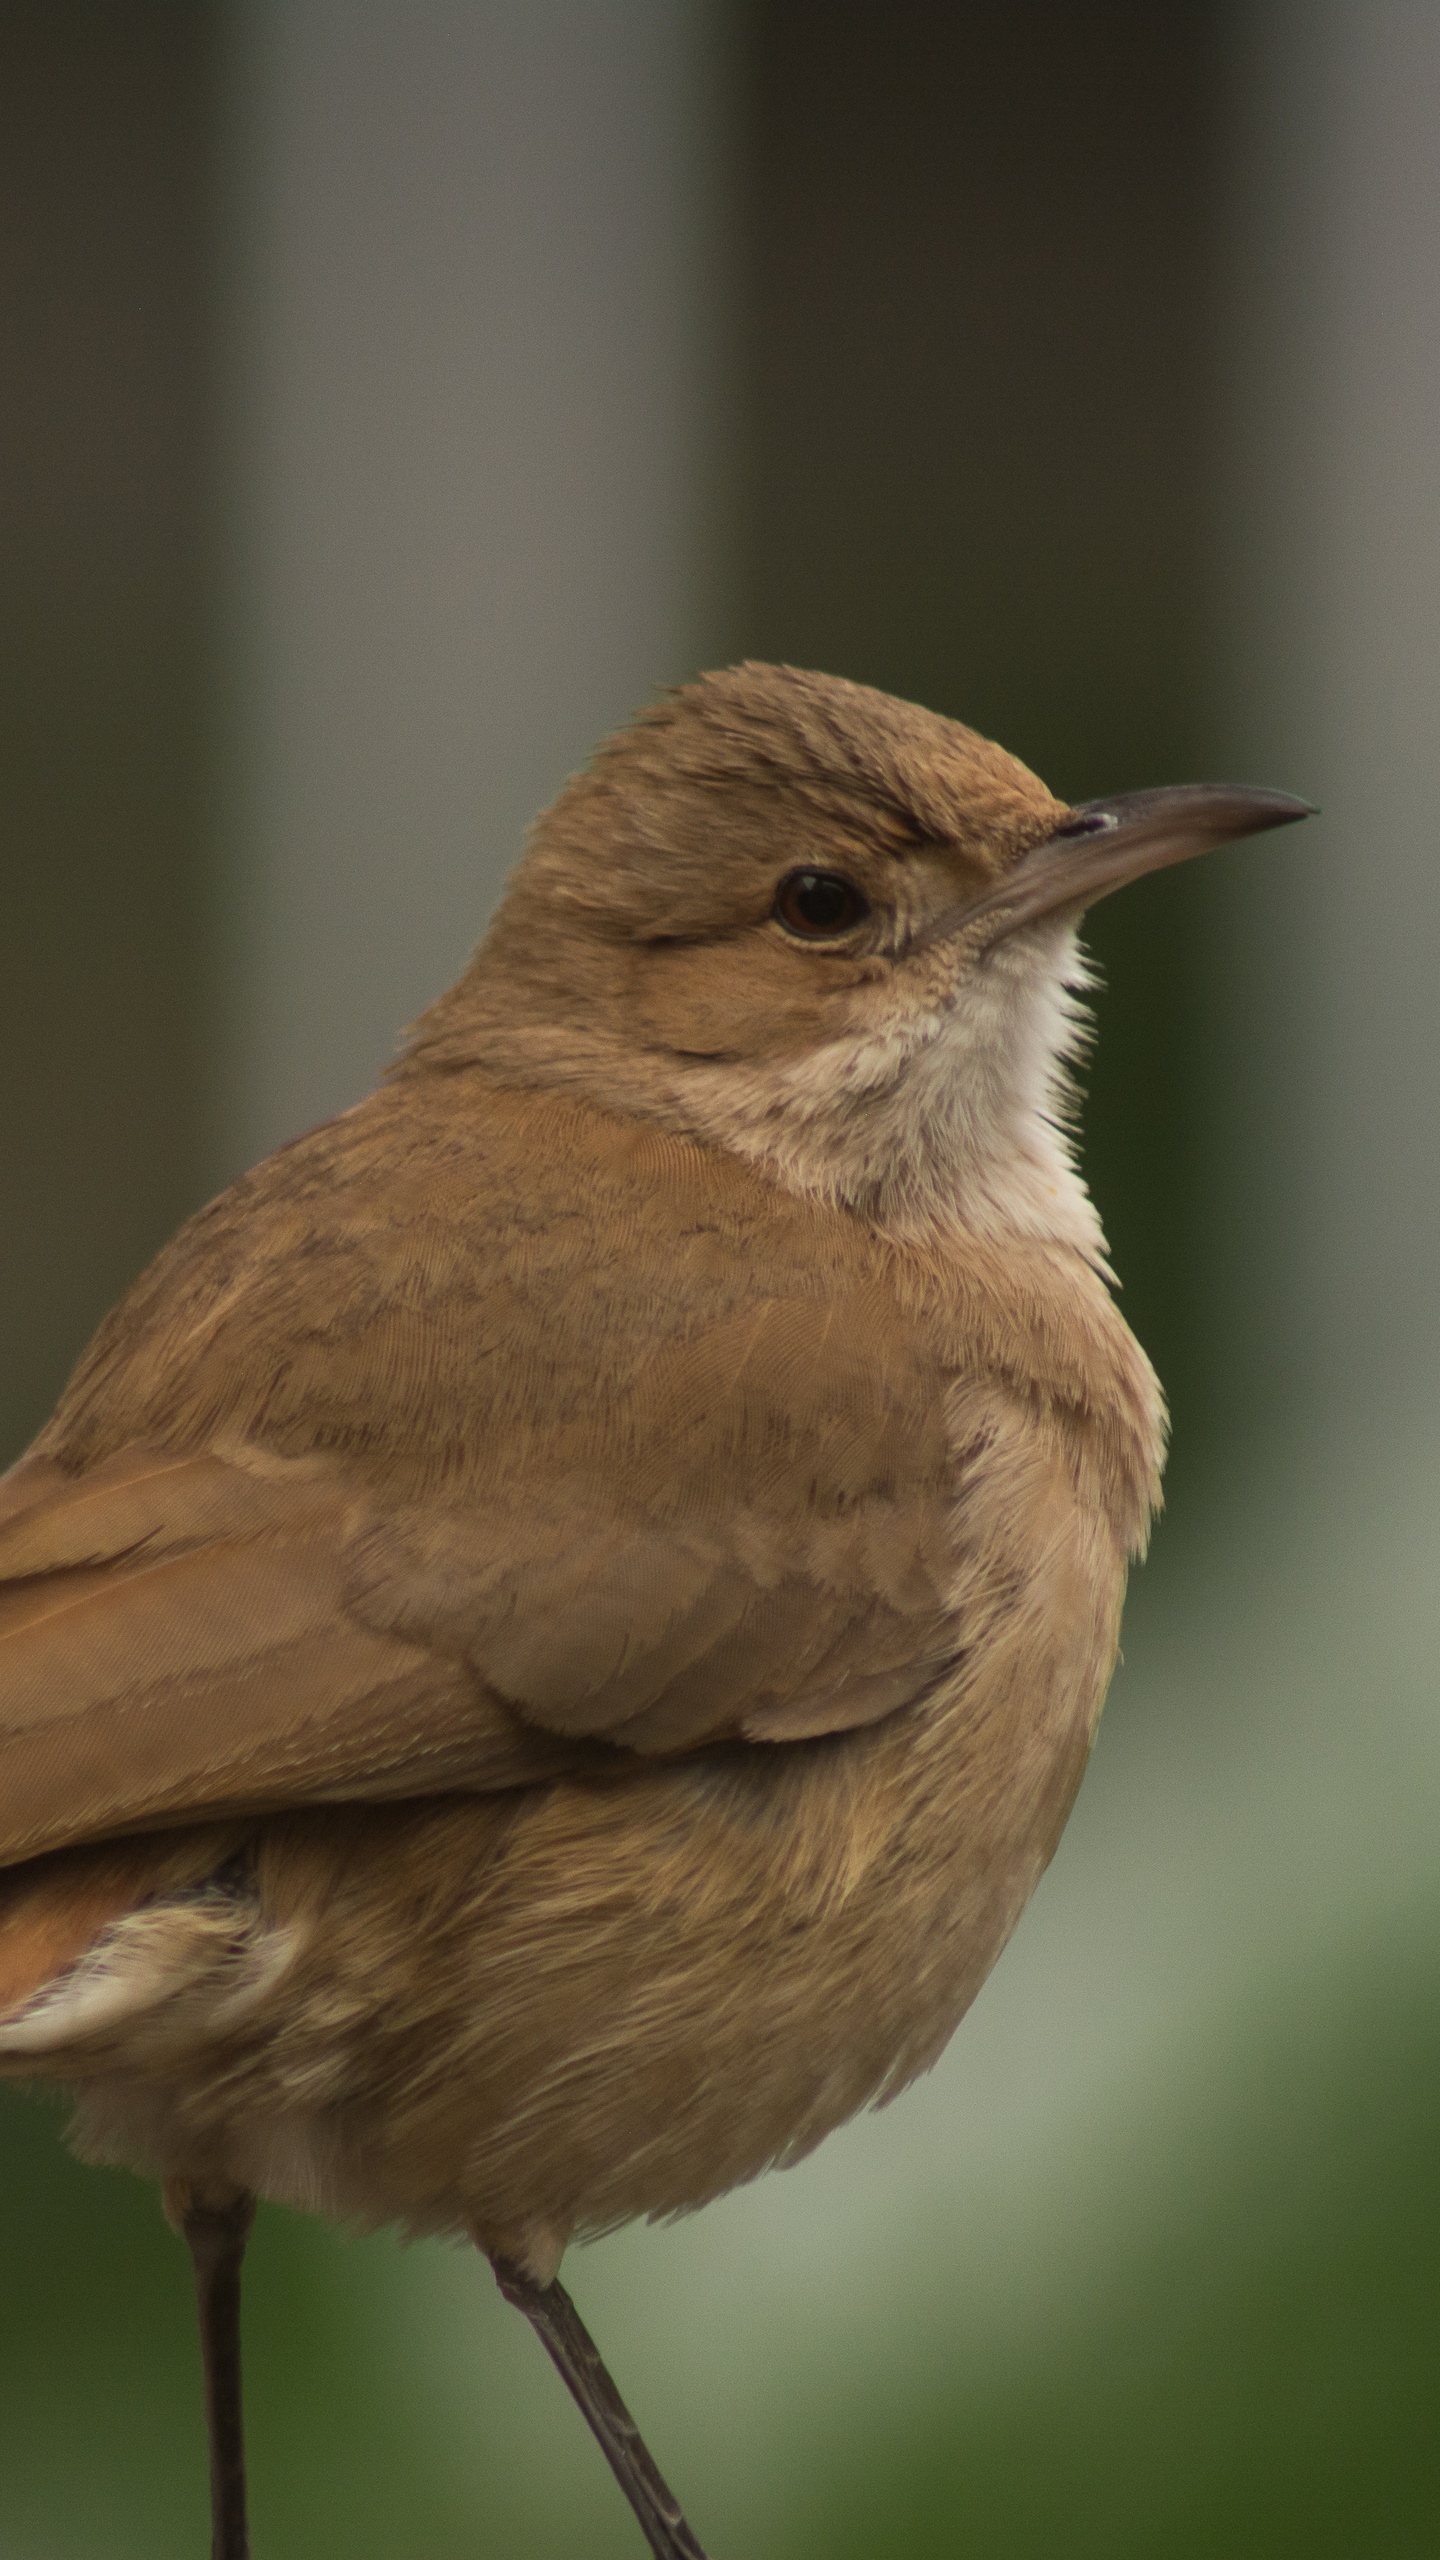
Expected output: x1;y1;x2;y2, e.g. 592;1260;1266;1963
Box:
215;0;734;1178
1216;0;1440;1431
0;3;219;1463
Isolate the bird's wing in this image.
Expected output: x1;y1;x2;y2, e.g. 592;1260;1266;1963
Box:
0;1446;584;1868
0;1080;987;1868
338;1285;967;1756
0;1299;970;1868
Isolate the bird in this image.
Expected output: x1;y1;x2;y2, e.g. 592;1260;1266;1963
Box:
0;662;1308;2559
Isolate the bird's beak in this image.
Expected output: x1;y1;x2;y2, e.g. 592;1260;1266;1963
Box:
920;782;1315;955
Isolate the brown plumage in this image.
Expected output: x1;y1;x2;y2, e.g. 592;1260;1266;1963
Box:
0;664;1307;2557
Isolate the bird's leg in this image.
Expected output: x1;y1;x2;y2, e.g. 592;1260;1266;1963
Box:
165;2181;258;2560
491;2256;710;2560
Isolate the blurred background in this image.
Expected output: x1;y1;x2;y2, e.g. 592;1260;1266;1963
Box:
2;1;1438;2551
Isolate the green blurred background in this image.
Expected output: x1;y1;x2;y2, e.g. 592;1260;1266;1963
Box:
3;2;1438;2552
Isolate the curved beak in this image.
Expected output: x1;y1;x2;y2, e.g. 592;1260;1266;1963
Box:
922;782;1315;954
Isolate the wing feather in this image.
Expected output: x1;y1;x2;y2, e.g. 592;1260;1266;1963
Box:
0;1451;580;1867
0;1080;979;1868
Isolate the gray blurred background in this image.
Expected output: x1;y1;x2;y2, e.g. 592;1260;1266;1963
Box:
2;3;1438;2552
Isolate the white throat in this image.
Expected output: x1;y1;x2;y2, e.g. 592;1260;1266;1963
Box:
672;922;1107;1260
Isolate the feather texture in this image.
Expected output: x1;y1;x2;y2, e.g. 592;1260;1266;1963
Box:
0;663;1168;2269
1;1078;1158;1871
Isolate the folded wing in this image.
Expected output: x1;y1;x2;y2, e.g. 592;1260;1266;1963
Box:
0;1086;970;1870
0;1449;579;1867
0;1298;965;1866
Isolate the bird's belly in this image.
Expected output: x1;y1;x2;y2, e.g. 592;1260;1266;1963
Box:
54;1485;1124;2258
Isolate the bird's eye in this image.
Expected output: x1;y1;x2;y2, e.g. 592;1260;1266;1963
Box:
773;869;870;939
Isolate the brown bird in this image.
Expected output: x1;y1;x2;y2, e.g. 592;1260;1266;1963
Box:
0;663;1307;2559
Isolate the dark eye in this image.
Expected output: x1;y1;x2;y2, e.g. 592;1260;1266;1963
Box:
773;869;870;939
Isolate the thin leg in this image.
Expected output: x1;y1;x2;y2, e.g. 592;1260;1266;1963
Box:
170;2184;258;2560
492;2257;710;2560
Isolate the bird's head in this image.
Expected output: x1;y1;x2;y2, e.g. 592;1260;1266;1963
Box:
403;663;1308;1250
